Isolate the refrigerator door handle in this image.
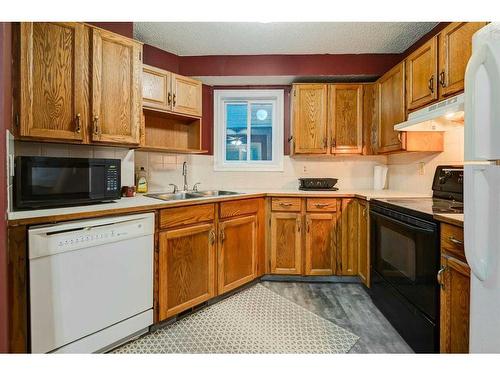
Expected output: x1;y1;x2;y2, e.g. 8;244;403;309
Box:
465;42;500;161
464;165;494;281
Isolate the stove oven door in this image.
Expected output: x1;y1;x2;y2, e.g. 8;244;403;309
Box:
370;206;439;320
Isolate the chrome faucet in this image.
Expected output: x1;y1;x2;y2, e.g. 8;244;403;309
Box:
182;161;189;191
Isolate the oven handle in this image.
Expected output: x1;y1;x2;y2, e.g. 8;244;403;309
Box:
370;210;436;234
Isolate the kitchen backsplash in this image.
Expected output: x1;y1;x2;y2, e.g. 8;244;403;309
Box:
135;152;388;192
386;127;464;194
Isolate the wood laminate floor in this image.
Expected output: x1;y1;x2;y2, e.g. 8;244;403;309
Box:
261;281;413;353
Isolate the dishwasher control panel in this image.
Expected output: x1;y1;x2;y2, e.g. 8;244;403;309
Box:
29;213;155;260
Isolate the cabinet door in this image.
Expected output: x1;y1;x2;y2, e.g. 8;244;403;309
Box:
438;22;487;99
338;199;359;275
292;84;328;154
91;28;142;145
406;37;438;111
362;84;377;155
142;64;171;111
357;200;369;286
218;215;257;294
270;212;302;274
19;22;87;141
305;213;336;275
329;85;363;154
158;223;216;320
439;255;470;353
377;62;406;153
171;73;202;117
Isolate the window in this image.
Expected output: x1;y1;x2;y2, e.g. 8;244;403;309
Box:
214;89;284;171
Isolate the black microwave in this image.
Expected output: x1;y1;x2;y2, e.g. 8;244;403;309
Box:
14;156;121;209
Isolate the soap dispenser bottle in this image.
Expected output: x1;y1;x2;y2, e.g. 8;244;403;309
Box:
136;166;148;193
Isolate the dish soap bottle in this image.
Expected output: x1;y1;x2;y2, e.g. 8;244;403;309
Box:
136;167;148;193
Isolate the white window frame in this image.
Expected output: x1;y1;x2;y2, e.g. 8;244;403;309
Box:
214;89;284;172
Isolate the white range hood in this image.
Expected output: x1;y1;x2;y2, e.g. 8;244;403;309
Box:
394;93;464;131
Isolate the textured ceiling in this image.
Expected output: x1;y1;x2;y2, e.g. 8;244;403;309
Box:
133;22;438;56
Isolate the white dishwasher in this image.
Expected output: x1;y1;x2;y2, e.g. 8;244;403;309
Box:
28;212;154;353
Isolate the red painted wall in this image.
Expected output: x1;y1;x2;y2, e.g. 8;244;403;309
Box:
143;44;180;74
87;22;134;38
0;22;11;353
179;53;401;77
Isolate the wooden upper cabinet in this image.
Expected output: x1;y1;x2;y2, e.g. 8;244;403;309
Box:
142;64;171;112
218;215;257;294
91;27;142;145
158;223;216;320
270;212;302;274
292;84;328;154
377;62;406;153
19;22;87;142
171;73;202;117
440;254;470;353
438;22;487;99
362;84;377;155
329;85;363;154
406;37;438;111
304;213;336;275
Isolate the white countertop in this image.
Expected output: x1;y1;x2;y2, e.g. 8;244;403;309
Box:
7;189;430;222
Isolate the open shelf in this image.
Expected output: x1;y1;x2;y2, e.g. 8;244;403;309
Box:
140;109;206;154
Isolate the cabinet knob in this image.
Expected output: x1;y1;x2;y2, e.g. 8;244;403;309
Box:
428;75;434;93
93;115;99;135
437;265;447;289
167;92;172;105
449;236;463;246
75;113;81;134
172;93;176;107
439;71;446;88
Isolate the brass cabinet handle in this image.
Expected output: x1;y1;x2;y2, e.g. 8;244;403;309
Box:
167;92;172;105
279;202;292;207
307;219;311;233
437;266;447;289
439;71;446;87
173;93;176;107
331;137;336;148
449;236;464;246
209;229;216;245
315;203;329;208
220;228;225;242
93;115;99;135
428;75;434;93
75;113;81;134
297;218;301;233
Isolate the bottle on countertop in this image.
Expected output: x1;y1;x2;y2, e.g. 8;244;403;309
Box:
136;166;148;193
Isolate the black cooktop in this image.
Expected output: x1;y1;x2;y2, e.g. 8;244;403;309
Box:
371;165;463;221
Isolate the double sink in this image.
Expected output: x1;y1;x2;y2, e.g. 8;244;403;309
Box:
145;190;239;202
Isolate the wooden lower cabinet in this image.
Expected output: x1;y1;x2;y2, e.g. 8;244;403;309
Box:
338;199;359;275
439;255;470;353
270;212;302;274
439;222;470;353
304;213;336;275
357;200;369;286
158;223;216;320
218;215;257;294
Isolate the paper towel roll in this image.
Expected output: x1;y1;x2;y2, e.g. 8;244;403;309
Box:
373;165;388;190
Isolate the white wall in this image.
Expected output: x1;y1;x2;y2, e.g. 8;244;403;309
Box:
386;128;464;194
135;151;387;192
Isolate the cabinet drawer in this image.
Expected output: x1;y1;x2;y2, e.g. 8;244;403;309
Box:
306;198;338;212
220;198;260;219
159;204;215;229
441;223;465;261
271;197;301;212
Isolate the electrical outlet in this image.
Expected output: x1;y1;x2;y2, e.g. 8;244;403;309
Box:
302;165;308;174
418;162;425;176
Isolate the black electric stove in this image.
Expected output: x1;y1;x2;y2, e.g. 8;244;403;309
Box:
368;165;463;353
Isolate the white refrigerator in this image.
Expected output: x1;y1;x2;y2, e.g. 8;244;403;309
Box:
464;22;500;353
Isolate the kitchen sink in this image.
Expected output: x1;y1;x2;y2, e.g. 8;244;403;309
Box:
192;190;240;197
145;192;203;201
145;190;240;201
